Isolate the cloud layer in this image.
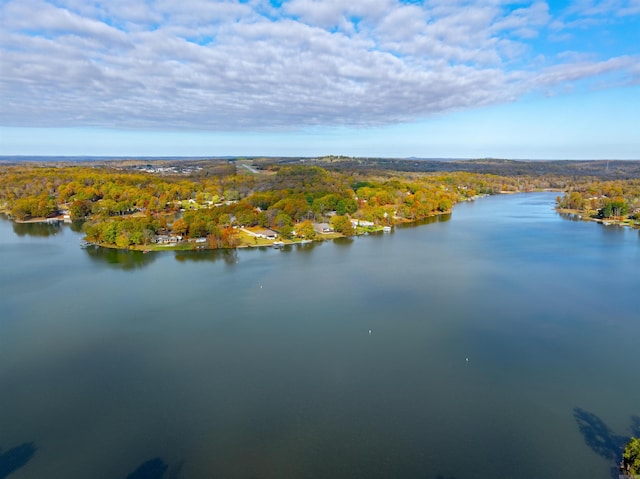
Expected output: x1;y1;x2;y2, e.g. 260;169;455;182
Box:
1;0;638;130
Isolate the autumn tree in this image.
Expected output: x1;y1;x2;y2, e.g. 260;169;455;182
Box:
70;200;92;219
171;218;188;236
297;220;316;239
330;215;354;236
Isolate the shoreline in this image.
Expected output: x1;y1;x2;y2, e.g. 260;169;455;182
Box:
1;193;507;252
82;223;400;252
11;192;626;253
10;209;451;252
555;208;640;229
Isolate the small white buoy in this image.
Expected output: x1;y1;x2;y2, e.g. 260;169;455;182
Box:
465;357;469;362
368;329;372;335
260;285;262;289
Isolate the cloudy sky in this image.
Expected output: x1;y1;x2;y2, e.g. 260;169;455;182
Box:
1;0;639;158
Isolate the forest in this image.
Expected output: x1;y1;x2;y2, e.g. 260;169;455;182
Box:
1;157;639;250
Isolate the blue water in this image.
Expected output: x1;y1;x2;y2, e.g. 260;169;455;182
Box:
1;193;638;479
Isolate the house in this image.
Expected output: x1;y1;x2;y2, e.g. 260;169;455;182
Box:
315;223;333;234
252;228;278;239
351;219;374;227
154;234;182;244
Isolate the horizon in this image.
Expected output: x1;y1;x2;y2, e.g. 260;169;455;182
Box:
1;155;640;162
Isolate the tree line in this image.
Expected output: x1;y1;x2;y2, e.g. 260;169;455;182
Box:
2;160;638;249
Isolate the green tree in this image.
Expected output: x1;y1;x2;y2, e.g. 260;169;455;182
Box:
103;222;119;244
275;213;292;229
235;209;257;227
437;197;452;212
279;224;293;239
622;437;640;475
223;189;240;201
599;197;629;218
218;213;232;226
257;211;269;228
115;231;131;248
190;219;210;238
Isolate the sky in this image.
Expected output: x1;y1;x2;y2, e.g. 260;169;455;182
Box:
0;0;639;159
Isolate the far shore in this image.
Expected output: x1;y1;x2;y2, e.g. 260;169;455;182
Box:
555;208;640;229
13;215;70;224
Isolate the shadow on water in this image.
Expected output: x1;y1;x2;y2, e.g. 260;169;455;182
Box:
125;458;167;479
0;442;36;479
174;248;238;266
84;246;157;270
573;407;637;478
631;416;640;436
125;458;184;479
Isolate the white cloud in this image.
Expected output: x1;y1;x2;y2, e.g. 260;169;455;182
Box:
565;0;640;17
283;0;392;28
534;56;639;86
3;0;130;45
0;0;637;130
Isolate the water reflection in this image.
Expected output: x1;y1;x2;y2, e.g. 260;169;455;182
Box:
558;212;636;238
12;221;61;237
69;220;85;233
558;212;584;222
84;246;157;270
277;244;294;254
8;217;83;237
333;237;354;247
174;248;238;266
0;441;36;479
2;194;638;479
294;241;318;255
395;213;451;229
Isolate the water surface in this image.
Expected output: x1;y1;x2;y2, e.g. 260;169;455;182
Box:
1;193;638;479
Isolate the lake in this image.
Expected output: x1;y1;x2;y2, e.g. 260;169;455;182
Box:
1;192;638;479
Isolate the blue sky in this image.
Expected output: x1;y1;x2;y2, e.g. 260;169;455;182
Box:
1;0;639;159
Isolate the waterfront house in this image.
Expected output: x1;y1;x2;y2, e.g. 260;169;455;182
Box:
315;223;333;234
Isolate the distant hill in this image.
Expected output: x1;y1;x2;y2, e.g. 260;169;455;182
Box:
2;156;640;180
266;157;640;180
